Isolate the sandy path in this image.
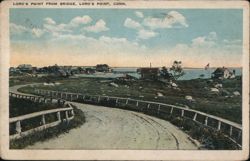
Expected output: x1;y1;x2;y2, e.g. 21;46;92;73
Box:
26;102;198;150
10;84;198;149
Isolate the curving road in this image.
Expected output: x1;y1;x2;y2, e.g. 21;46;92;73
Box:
10;84;199;150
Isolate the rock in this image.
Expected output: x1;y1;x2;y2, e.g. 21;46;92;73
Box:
139;86;143;89
124;85;129;88
210;88;219;92
100;80;112;83
233;91;241;96
185;95;194;101
157;92;164;97
215;83;223;88
43;83;54;86
154;96;158;99
110;82;119;88
185;95;192;100
171;82;178;87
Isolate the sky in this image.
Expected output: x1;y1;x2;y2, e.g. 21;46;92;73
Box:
10;9;243;67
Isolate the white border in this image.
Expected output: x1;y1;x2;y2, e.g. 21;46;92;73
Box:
0;0;249;160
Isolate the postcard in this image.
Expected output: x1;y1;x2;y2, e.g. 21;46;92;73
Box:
0;0;249;160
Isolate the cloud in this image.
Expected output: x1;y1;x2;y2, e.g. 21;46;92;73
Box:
223;39;242;44
44;17;56;25
83;19;109;33
143;11;188;29
167;32;242;67
43;23;71;36
10;23;45;38
31;28;45;38
42;16;92;36
124;18;142;30
137;29;158;40
69;15;92;27
10;23;29;35
135;11;144;18
43;17;73;36
123;17;159;40
191;32;217;47
99;36;128;44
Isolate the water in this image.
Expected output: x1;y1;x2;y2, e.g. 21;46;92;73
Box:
75;67;242;80
112;67;242;80
178;68;242;80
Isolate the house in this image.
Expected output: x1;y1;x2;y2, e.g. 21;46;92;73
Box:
96;64;111;72
211;67;235;79
139;68;160;80
17;64;33;73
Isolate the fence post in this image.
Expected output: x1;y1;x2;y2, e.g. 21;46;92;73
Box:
98;96;100;102
41;115;46;125
204;117;208;126
237;131;242;141
181;109;184;117
71;109;75;116
15;120;21;134
157;104;161;114
147;104;150;109
57;111;61;121
193;113;197;121
170;106;174;114
70;94;73;101
126;99;129;105
136;101;139;107
229;126;233;136
116;98;118;104
65;111;69;121
217;121;221;131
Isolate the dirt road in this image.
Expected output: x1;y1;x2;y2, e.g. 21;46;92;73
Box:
26;102;198;149
10;84;199;149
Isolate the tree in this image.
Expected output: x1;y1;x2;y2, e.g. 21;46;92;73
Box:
169;60;185;80
160;66;173;79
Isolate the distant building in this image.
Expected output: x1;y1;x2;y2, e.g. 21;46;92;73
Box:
17;64;33;73
9;67;16;72
212;67;235;79
96;64;111;72
139;68;160;80
85;67;95;74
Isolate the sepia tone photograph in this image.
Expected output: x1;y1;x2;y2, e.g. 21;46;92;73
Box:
0;0;249;160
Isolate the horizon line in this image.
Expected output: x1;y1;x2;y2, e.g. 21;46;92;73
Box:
10;64;243;69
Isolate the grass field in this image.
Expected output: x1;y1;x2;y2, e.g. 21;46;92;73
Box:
17;75;242;124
